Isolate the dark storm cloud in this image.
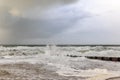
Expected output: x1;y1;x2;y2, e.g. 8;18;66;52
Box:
0;0;79;44
6;14;84;41
2;0;78;11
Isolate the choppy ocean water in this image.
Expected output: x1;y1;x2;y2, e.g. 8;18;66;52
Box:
0;45;120;79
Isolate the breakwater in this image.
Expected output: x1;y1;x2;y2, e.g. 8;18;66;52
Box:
67;55;120;62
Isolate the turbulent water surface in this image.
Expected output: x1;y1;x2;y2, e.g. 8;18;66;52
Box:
0;46;120;80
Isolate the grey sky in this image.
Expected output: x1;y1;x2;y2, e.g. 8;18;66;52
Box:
0;0;120;44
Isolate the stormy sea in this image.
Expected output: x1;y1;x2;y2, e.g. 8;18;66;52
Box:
0;45;120;80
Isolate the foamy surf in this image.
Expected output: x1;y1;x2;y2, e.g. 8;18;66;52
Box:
0;45;120;79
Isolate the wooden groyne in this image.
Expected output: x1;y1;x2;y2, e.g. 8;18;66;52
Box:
67;55;120;62
86;56;120;62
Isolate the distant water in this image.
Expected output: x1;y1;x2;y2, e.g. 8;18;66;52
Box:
0;45;120;57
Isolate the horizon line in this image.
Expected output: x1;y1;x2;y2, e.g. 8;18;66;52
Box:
1;44;120;46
